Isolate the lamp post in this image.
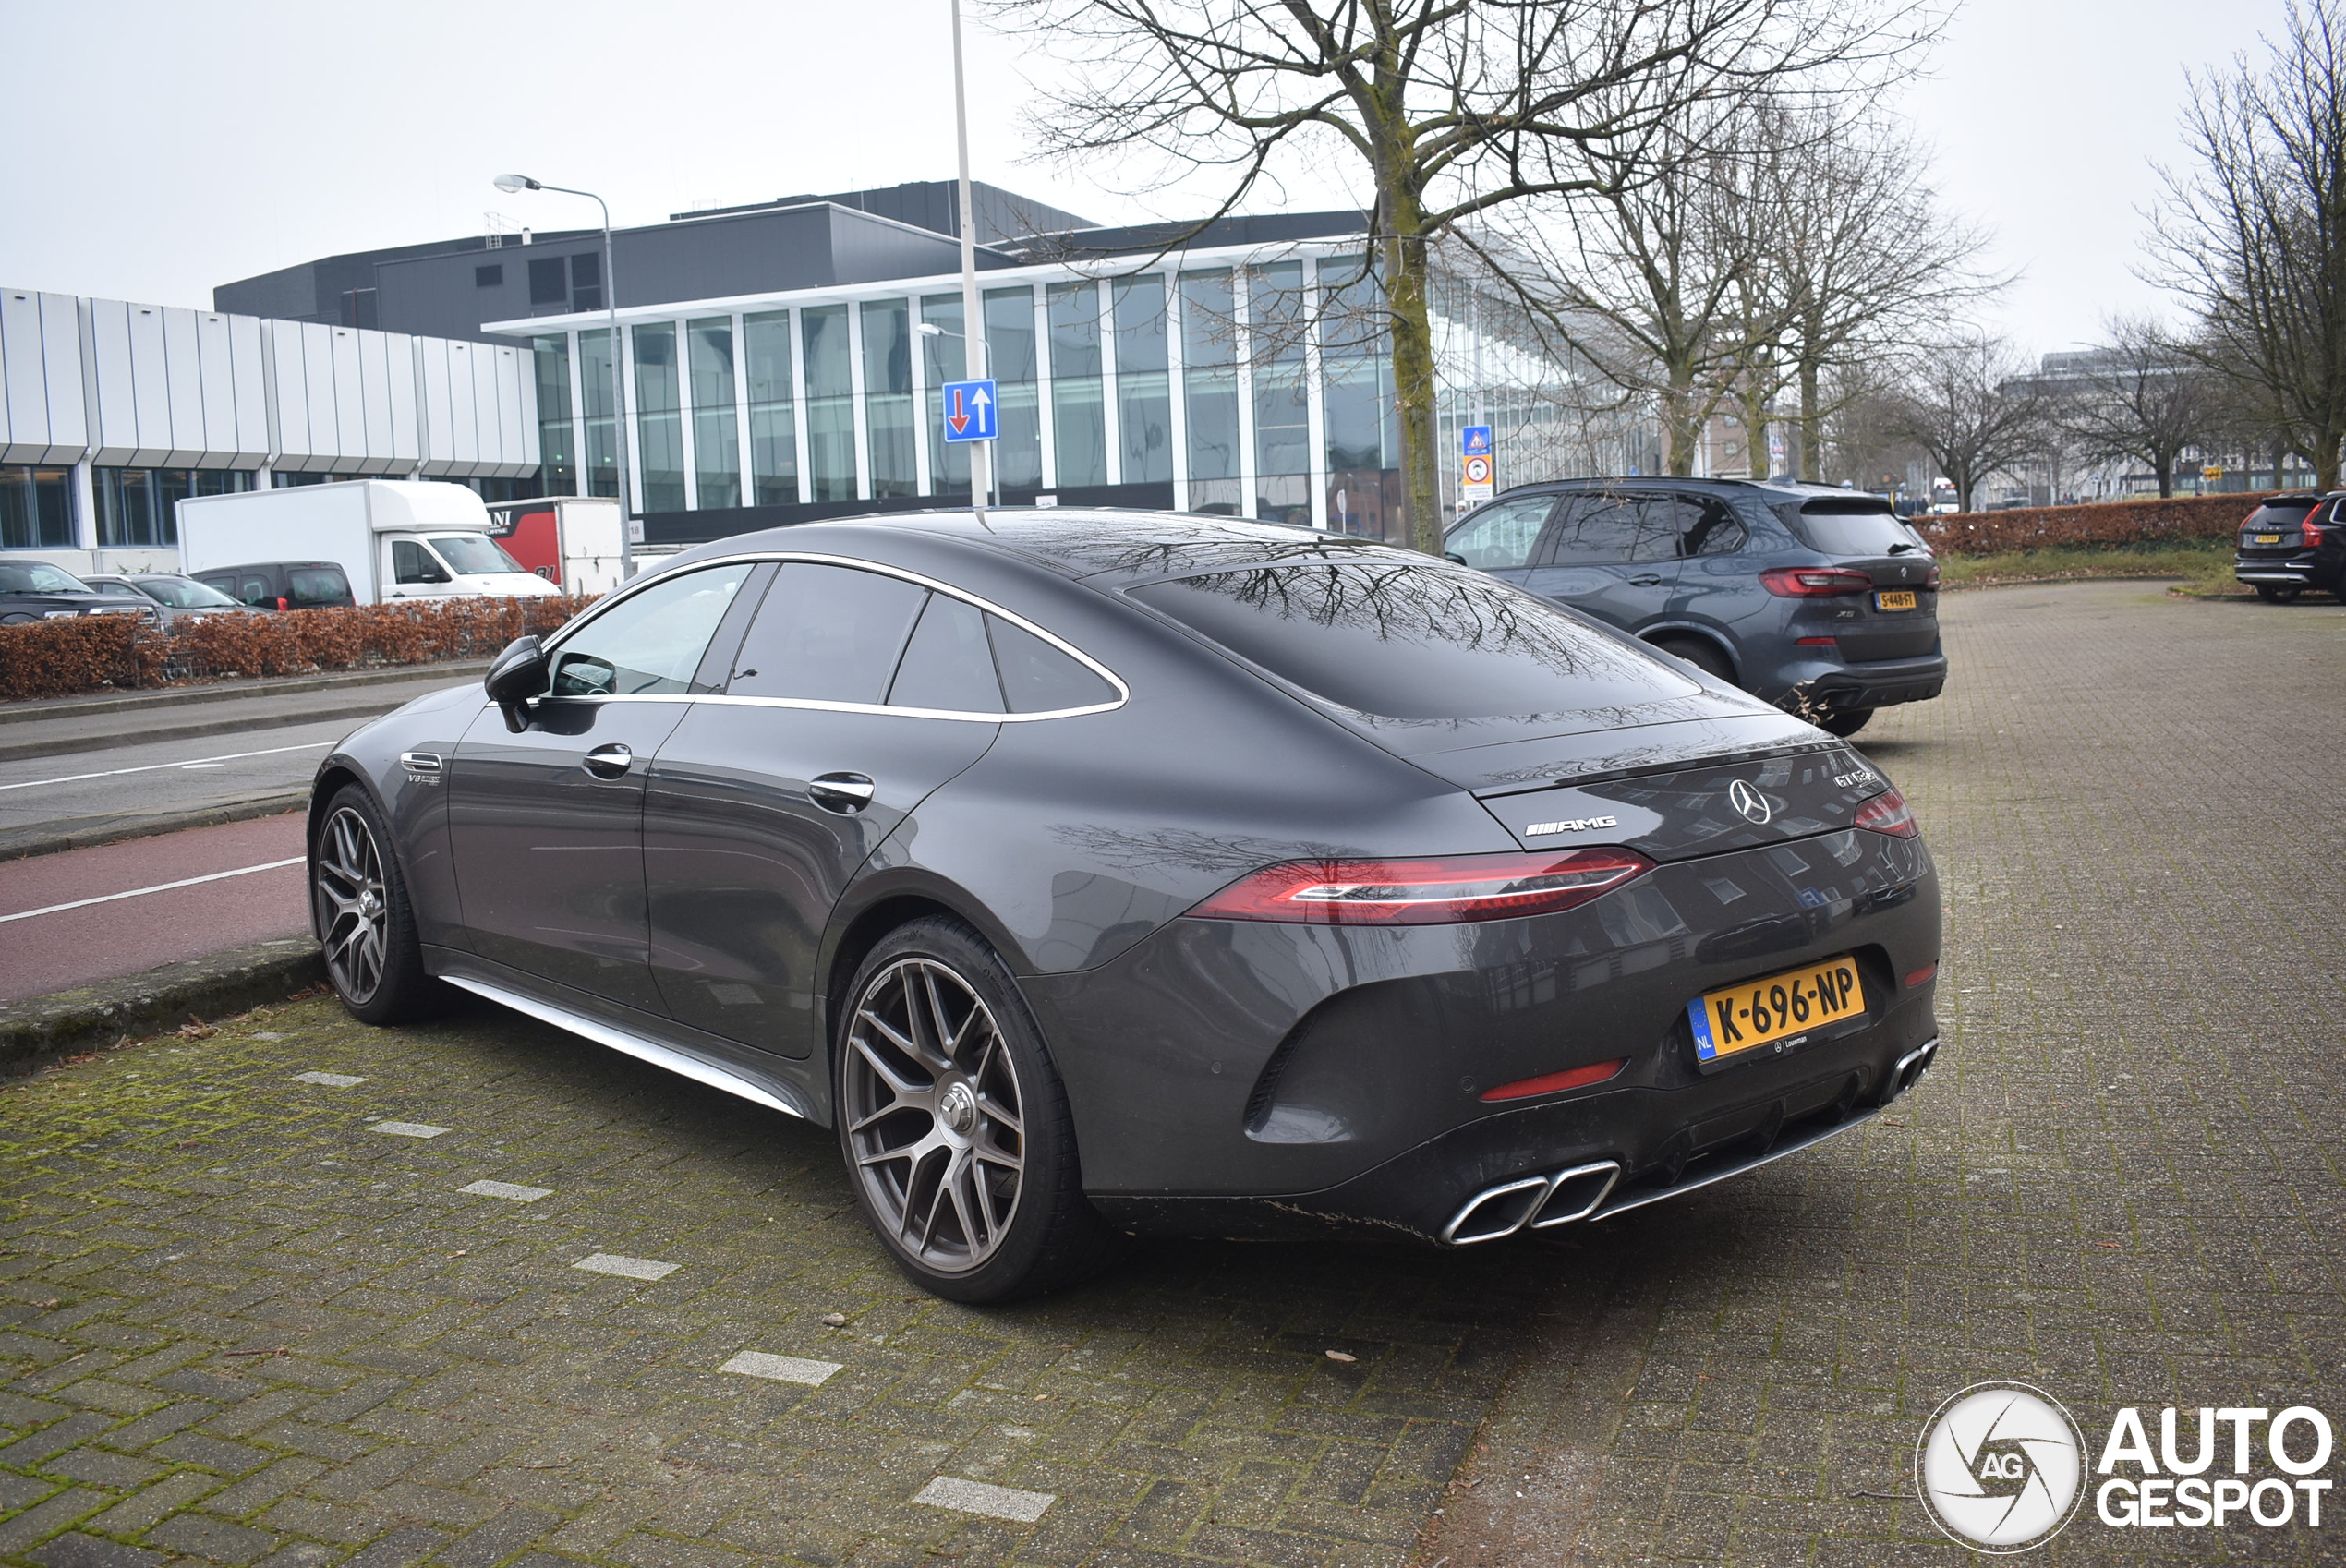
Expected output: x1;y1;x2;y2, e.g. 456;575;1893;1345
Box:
949;0;991;510
494;174;635;578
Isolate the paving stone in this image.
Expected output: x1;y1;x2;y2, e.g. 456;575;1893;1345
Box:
23;1532;172;1568
716;1349;843;1386
143;1512;280;1564
913;1474;1058;1522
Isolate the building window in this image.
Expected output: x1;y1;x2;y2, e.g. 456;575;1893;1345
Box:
1250;261;1310;525
1320;256;1400;540
0;465;74;550
632;323;685;513
802;305;857;501
922;295;970;497
1049;282;1106;489
580;328;619;500
985;286;1041;491
476;264;504;289
744;310;798;506
532;335;575;495
1113;277;1171;485
529;257;567;307
862;298;916;499
569;252;603;312
271;472;364;488
688;318;741;511
1180;270;1240;513
95;467;254;548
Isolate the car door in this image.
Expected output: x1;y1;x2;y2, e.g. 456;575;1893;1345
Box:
644;562;1006;1056
1520;491;1684;631
446;561;756;1013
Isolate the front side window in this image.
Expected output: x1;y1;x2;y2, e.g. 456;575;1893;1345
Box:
550;564;753;697
1446;496;1554;569
725;563;927;703
392;539;446;585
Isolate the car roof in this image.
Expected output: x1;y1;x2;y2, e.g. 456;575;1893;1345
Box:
1492;475;1882;504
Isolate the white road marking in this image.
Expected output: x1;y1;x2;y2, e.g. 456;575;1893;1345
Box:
461;1180;552;1202
719;1350;842;1386
293;1072;367;1087
573;1253;678;1281
369;1121;450;1139
0;857;307;924
180;763;225;770
0;740;333;792
913;1476;1056;1523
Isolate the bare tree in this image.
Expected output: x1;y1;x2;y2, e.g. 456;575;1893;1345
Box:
2150;0;2346;488
991;0;1934;551
1885;334;2048;512
2049;317;2223;498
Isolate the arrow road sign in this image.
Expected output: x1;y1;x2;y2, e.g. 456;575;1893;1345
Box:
943;379;999;443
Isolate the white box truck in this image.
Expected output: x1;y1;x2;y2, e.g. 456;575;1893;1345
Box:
176;481;563;607
481;497;628;595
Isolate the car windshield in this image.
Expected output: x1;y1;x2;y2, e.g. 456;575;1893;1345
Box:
1782;501;1929;557
429;534;530;575
134;576;241;609
1129;561;1699;722
0;562;93;595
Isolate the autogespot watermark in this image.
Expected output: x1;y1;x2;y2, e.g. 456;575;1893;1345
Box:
1916;1382;2336;1553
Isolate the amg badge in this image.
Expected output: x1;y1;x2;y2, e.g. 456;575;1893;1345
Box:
1525;815;1619;836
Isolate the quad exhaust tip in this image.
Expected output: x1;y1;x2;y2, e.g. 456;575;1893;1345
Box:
1443;1160;1623;1246
1884;1038;1938;1104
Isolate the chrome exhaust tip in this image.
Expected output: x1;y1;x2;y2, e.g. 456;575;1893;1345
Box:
1882;1037;1940;1104
1443;1160;1624;1246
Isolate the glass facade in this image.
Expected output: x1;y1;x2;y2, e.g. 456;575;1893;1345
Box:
862;298;916;499
1250;261;1311;525
922;295;970;497
744;310;798;505
1319;256;1401;539
0;465;74;550
1048;282;1106;488
1180;270;1240;513
802;305;856;501
96;467;254;548
632;322;685;513
688;318;740;511
532;335;575;495
1113;278;1171;485
580;328;620;500
985;286;1042;491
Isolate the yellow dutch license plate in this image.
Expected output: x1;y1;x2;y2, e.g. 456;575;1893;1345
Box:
1875;589;1917;611
2255;532;2282;544
1688;956;1867;1064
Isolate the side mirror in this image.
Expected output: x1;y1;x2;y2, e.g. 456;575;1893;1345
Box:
484;634;547;733
1444;551;1469;566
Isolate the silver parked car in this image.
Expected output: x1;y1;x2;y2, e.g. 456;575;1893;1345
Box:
81;573;258;623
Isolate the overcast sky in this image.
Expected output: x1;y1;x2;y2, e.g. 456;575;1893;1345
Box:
0;0;2296;359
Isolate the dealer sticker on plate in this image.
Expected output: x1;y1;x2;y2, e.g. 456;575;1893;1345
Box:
1688;956;1867;1063
1875;589;1917;611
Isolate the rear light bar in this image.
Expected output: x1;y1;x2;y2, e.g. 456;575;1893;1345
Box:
1854;787;1918;838
1481;1057;1628;1103
1760;567;1872;597
1189;847;1655;926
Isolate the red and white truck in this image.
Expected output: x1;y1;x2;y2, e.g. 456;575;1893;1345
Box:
482;497;629;595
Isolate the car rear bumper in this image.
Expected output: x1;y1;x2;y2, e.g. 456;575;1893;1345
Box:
2234;552;2332;587
1784;651;1948;713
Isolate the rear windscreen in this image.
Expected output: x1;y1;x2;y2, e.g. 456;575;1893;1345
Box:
2244;501;2319;527
1780;501;1927;558
1129;562;1698;720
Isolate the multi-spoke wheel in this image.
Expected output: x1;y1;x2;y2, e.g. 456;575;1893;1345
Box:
309;785;440;1024
835;918;1121;1301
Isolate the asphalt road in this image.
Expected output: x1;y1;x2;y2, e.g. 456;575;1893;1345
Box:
1;582;2341;1568
0;721;348;838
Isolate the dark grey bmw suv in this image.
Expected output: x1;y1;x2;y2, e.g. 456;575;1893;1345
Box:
1446;478;1946;736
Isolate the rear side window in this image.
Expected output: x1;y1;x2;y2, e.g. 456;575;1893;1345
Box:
288;568;348;605
987;617;1117;712
1130;562;1697;721
236;576;271;606
888;594;1005;713
1780;499;1924;557
726;562;926;703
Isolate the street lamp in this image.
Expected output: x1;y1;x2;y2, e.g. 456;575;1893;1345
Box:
494;173;635;578
949;0;992;511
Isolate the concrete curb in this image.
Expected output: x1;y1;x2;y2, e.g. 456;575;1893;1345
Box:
0;936;327;1077
0;793;308;862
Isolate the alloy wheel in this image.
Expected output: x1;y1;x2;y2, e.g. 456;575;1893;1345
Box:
842;958;1025;1273
315;806;390;1005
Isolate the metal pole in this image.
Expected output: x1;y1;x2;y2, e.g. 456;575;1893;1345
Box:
524;181;634;579
952;0;991;511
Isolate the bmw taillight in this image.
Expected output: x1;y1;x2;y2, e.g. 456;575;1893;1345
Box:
1760;567;1873;597
1924;562;1941;589
1854;787;1917;838
1188;848;1655;925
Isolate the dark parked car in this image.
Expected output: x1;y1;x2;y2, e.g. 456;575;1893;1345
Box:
2233;491;2346;602
308;511;1942;1300
0;560;158;625
1445;478;1945;736
192;561;356;611
81;572;256;623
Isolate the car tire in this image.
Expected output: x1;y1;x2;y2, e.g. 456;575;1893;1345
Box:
1649;634;1735;685
310;784;444;1025
2254;585;2301;604
835;916;1122;1303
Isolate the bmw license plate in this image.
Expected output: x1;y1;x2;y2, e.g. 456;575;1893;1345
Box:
1874;589;1917;611
2255;532;2282;544
1688;956;1867;1064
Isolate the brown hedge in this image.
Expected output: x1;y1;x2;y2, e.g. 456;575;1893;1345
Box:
1913;492;2278;557
0;595;590;704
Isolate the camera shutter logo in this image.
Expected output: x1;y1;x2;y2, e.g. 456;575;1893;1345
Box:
1727;778;1772;825
1916;1381;2086;1552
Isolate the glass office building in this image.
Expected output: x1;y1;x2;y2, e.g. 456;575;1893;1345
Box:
498;245;1409;541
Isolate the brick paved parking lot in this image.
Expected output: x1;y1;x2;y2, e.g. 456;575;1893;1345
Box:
3;581;2341;1567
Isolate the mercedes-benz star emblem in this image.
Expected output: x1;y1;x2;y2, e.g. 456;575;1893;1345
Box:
1727;778;1772;825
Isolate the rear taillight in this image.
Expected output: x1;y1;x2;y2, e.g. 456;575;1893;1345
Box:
1854;787;1917;838
1924;563;1941;589
1760;567;1873;597
2304;519;2328;549
276;596;289;611
1188;848;1655;925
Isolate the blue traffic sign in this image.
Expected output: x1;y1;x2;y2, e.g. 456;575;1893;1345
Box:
942;379;998;443
1461;424;1493;457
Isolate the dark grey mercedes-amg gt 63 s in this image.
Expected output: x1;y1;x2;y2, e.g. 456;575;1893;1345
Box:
308;510;1941;1300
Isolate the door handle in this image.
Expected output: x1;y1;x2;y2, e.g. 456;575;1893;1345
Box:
809;772;876;813
1627;574;1665;586
583;742;634;778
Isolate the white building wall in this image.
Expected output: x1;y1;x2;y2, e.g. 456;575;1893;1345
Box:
0;290;89;464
